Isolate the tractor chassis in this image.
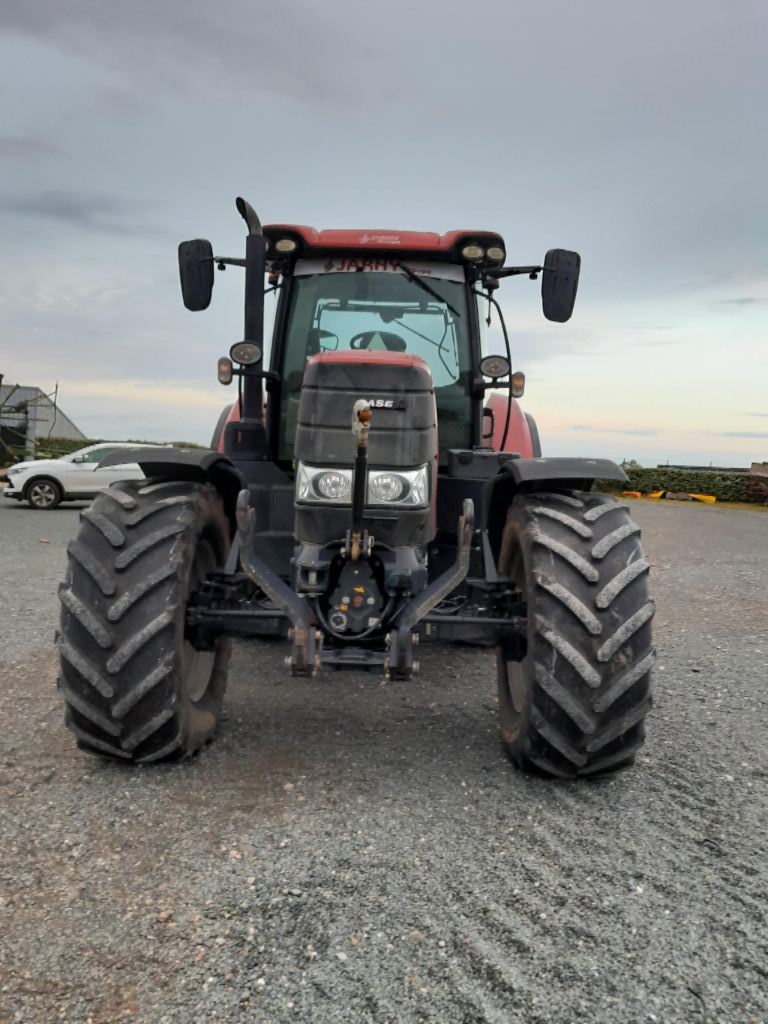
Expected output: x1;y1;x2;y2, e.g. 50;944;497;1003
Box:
186;492;527;679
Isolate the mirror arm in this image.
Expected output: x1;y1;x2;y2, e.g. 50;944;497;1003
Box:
232;366;280;384
485;265;543;281
212;256;246;269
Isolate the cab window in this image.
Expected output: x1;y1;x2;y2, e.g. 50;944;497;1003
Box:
276;263;473;461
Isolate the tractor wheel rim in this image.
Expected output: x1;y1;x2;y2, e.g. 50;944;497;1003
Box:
183;538;217;703
184;646;216;702
32;483;55;507
502;544;529;720
506;660;528;715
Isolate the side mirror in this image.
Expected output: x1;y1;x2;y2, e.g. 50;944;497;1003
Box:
179;239;214;311
542;248;580;323
72;455;84;463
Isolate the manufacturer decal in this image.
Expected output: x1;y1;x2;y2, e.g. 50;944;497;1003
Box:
322;257;402;274
296;258;465;283
358;234;402;245
367;398;406;410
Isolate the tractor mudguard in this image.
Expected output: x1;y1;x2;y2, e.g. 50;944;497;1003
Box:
98;448;243;530
211;402;237;451
485;394;536;457
485;456;628;557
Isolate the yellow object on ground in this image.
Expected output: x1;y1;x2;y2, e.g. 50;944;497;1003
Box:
646;489;717;504
689;493;717;504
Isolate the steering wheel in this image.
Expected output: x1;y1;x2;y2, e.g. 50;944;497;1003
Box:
349;331;407;352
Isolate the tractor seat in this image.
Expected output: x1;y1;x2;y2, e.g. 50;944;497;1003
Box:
349;330;407;352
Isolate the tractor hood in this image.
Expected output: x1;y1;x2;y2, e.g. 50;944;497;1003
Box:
293;351;438;548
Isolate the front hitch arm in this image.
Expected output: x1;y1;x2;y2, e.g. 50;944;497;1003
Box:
235;490;319;675
386;498;475;679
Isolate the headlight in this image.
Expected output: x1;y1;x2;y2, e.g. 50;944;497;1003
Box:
461;243;485;261
6;467;23;477
296;464;353;504
275;237;297;254
295;463;429;507
368;466;428;506
368;472;404;503
316;471;352;501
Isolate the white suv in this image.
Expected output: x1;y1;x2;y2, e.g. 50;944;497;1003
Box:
3;442;166;510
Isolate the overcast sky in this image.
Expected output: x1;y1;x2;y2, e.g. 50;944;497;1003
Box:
1;0;766;465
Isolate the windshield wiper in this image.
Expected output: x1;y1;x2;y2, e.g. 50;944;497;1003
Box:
398;262;461;318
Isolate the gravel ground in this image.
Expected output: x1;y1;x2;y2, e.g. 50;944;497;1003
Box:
0;496;766;1024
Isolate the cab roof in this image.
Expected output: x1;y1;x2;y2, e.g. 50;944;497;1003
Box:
263;224;506;260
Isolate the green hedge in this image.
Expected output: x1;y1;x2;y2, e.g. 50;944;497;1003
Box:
33;436;105;459
3;436;205;462
596;467;751;503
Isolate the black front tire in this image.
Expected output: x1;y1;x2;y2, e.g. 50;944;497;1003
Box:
26;477;63;510
497;490;654;778
58;479;231;762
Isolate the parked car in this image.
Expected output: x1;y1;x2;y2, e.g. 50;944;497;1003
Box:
2;442;168;509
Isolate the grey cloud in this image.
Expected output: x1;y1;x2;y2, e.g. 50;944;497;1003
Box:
0;190;167;236
719;431;768;439
0;135;61;160
567;425;659;436
717;297;767;307
1;0;374;106
0;0;765;448
748;412;768;418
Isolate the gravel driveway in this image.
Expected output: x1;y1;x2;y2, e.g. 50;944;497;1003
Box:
1;497;766;1023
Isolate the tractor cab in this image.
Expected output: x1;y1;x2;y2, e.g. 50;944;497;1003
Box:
271;252;476;464
252;224;517;470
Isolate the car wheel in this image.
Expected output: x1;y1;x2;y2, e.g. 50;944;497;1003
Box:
26;478;63;510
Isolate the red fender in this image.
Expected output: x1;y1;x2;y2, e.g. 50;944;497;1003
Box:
212;401;241;454
485;393;539;458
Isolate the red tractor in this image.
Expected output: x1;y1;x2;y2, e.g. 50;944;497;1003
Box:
57;197;654;777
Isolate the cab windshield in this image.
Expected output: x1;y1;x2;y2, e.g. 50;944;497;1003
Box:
276;260;472;461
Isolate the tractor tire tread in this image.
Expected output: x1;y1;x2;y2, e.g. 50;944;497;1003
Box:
534;574;602;635
57;479;230;763
531;530;599;583
81;507;126;547
107;563;179;622
530;506;593;539
66;539;116;597
114;523;187;570
58;585;113;649
497;489;654;779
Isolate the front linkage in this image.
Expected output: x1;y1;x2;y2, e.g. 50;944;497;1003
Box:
188;403;526;680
